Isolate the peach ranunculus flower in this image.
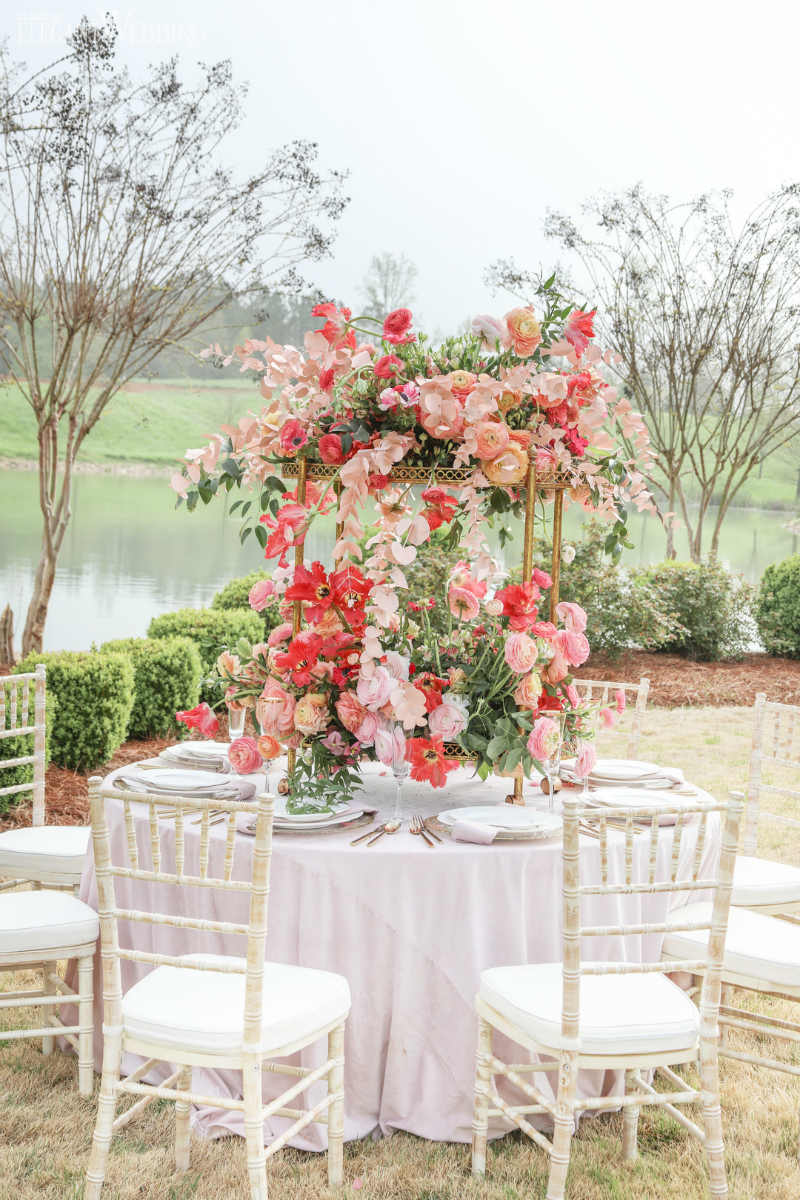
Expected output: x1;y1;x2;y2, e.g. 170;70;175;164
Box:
514;670;542;710
335;690;370;736
228;736;263;774
474;419;510;460
497;389;522;415
555;601;588;633
505;307;542;358
256;680;296;739
481;441;529;486
503;632;539;674
448;369;477;399
418;380;465;440
293;692;330;736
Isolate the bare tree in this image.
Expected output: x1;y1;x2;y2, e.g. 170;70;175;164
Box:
361;251;417;317
490;186;800;561
0;17;348;659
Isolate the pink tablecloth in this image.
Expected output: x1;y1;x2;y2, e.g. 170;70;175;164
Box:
77;763;719;1149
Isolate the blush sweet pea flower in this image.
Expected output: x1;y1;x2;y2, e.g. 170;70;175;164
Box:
390;680;428;730
228;736;263;774
471;313;510;349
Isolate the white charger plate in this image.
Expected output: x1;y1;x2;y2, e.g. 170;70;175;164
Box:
131;768;236;794
561;758;662;782
164;741;230;759
438;805;561;832
585;786;700;823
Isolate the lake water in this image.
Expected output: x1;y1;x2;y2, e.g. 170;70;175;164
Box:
1;468;797;652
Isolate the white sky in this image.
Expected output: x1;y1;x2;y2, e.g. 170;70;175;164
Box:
8;0;800;331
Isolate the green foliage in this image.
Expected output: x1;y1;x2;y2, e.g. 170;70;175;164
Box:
0;676;57;813
757;554;800;658
632;559;754;662
100;637;202;739
404;540;465;636
210;570;281;637
15;650;135;771
147;606;264;701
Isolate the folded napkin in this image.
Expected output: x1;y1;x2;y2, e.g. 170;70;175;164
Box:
450;820;498;844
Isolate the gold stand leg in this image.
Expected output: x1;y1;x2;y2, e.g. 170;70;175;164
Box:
507;453;538;806
286;457;308;783
549;489;564;621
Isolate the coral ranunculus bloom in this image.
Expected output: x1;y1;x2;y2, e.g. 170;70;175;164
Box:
382;308;415;345
373;353;404;379
405;736;459;787
175;702;219;737
563;308;596;357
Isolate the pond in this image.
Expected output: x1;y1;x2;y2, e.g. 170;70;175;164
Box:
1;468;796;652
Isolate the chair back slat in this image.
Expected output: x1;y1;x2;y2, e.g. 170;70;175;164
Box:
561;792;743;1045
742;694;800;855
574;675;650;758
0;666;47;825
88;778;274;1046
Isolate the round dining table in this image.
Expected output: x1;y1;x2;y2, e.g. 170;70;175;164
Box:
76;759;720;1151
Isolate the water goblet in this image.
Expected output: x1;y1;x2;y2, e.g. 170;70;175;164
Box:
227;704;246;741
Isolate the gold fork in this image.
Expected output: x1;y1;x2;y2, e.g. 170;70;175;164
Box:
410;814;435;847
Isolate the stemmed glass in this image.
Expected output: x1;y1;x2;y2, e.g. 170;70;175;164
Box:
255;698;282;796
389;724;410;823
227;703;246;741
537;712;566;813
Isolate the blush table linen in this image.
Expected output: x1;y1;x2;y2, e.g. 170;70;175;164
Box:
77;762;719;1150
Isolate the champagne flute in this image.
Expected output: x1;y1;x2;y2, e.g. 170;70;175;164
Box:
389;723;410;823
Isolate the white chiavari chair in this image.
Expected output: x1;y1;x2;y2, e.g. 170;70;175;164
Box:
727;693;800;916
0;665;91;893
471;791;742;1200
573;675;650;758
84;776;350;1200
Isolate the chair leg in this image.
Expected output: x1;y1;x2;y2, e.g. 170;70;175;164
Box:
78;955;94;1098
719;985;731;1050
175;1065;192;1172
327;1023;345;1188
546;1051;578;1200
471;1016;493;1178
622;1068;639;1162
243;1056;267;1200
39;963;54;1056
699;1036;728;1198
85;1027;122;1199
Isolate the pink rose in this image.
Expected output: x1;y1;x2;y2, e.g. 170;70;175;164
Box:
575;744;597;780
474;420;510;460
228;736;263;774
256;680;296;739
514;671;542;710
248;578;275;612
356;664;395;711
555;601;587;634
427;699;467;741
527;716;560;762
335;690;370;736
615;689;626;715
504;632;539;674
267;622;293;647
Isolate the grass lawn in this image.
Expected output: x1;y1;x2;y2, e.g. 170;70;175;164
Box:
0;706;799;1198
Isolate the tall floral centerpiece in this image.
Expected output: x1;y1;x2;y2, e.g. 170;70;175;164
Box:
174;277;653;810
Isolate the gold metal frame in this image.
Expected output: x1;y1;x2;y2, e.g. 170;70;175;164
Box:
284;448;565;803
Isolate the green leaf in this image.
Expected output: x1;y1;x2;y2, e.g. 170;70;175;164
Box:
254;525;268;549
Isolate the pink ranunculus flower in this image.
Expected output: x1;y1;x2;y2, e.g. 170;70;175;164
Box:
356;663;395;711
543;649;569;685
575;743;597;780
555;600;588;633
256;680;296;739
527;716;560;762
504;632;539;674
565;683;580;709
354;711;379;746
615;689;626;714
228;736;263;774
335;690;370;736
556;628;591;668
267;621;293;648
599;707;615;728
448;584;480;622
427;698;467;741
293;693;330;736
531;567;553;590
248;578;275;612
514;670;542;710
374;721;406;766
474;419;510;460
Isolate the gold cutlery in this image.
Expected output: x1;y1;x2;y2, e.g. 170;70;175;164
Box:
422;818;443;843
363;819;401;847
410;814;435;847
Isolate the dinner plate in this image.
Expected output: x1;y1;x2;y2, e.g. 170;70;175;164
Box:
130;768;236;794
585;786;701;822
170;741;231;759
258;809;364;833
561;758;662;781
438;805;560;832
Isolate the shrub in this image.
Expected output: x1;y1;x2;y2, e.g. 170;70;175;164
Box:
101;636;202;738
0;674;57;813
757;554;800;658
211;570;281;637
147;607;264;700
15;650;135;771
631;559;754;661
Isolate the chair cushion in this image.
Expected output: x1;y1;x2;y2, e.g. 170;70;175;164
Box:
122;954;351;1055
479;961;700;1055
0;889;98;955
731;855;800;907
0;826;90;881
662;902;800;989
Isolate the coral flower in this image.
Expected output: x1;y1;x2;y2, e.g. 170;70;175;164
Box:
405;737;459;788
448;584;480;622
248;578;274;612
228;736;263;774
330;565;373;615
505;306;542;358
278;418;308;455
273;631;324;686
176;702;219;737
374;353;404;379
474;420;510;460
285;561;334;625
563;309;596;357
495;582;541;632
312;301;355;349
481;442;528;486
318;433;345;464
382;308;415;345
420;486;458;532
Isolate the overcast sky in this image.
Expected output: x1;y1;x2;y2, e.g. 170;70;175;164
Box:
8;0;800;332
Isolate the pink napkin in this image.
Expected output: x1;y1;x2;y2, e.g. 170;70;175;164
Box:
450;820;498;845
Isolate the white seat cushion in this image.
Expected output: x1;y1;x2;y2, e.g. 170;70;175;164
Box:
0;825;90;881
662;902;800;990
0;889;98;955
479;962;700;1055
731;855;800;907
122;954;351;1055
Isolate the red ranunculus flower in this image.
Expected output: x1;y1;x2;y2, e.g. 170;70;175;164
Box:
413;671;449;713
175;702;219;736
495;582;541;632
382;308;415;345
373;354;404;380
285;561;334;625
563;428;588;458
273;631;324;686
318;433;345;465
537;691;565;713
330;565;373;614
405;737;458;788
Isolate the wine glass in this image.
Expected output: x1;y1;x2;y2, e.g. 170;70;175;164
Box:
256;699;282;795
389;724;410;823
537;712;566;813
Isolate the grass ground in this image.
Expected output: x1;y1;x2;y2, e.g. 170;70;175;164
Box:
0;706;799;1199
